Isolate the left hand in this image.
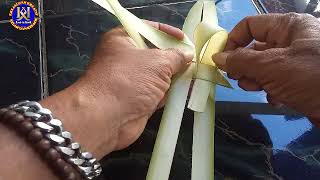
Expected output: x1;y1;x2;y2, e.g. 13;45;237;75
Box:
212;13;320;124
41;22;193;158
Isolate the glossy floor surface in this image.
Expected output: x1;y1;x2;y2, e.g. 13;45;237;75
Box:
1;0;320;179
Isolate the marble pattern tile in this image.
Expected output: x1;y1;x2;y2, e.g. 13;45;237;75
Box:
0;22;42;106
44;0;195;15
261;0;320;17
98;110;320;180
1;0;320;180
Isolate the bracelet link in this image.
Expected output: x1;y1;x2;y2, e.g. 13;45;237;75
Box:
8;101;102;179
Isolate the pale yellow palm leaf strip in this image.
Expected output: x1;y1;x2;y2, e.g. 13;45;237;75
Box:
188;1;231;111
93;0;194;51
189;1;230;180
182;0;204;42
97;0;147;48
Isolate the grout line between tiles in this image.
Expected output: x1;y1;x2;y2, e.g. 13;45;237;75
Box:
38;0;49;98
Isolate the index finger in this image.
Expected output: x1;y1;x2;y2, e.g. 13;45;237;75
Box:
107;21;184;40
144;20;185;40
226;14;285;50
101;21;185;48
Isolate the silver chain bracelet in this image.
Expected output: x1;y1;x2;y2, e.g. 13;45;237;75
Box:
8;101;102;180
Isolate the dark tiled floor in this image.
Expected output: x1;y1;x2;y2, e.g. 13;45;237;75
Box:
44;0;194;16
261;0;320;17
0;0;43;106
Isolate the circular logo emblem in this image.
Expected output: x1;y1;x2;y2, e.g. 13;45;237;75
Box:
9;1;38;30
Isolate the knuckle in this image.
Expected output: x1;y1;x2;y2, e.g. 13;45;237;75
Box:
227;48;264;78
237;16;254;29
157;60;173;79
160;59;172;71
283;12;302;24
149;48;163;56
164;48;185;68
290;12;317;24
232;47;247;55
284;12;316;30
282;12;301;27
300;13;316;19
242;15;254;23
257;50;288;84
285;12;300;19
165;48;185;61
226;49;244;76
228;48;252;64
159;66;173;80
152;49;174;76
226;48;241;70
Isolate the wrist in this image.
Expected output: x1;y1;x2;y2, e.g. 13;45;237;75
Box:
40;82;121;159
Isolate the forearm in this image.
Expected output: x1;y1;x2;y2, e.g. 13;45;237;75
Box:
0;82;119;180
40;84;118;159
0;123;58;180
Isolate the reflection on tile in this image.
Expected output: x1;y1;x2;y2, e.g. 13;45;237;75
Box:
253;115;320;180
98;110;320;180
215;113;277;179
0;22;42;106
262;0;320;17
253;115;312;150
261;0;296;13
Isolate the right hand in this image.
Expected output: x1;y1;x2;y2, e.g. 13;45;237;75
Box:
212;13;320;125
41;21;192;158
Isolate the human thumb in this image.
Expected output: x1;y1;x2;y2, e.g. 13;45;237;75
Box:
163;48;194;75
212;52;229;71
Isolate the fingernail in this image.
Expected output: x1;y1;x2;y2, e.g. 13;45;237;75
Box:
212;52;228;66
